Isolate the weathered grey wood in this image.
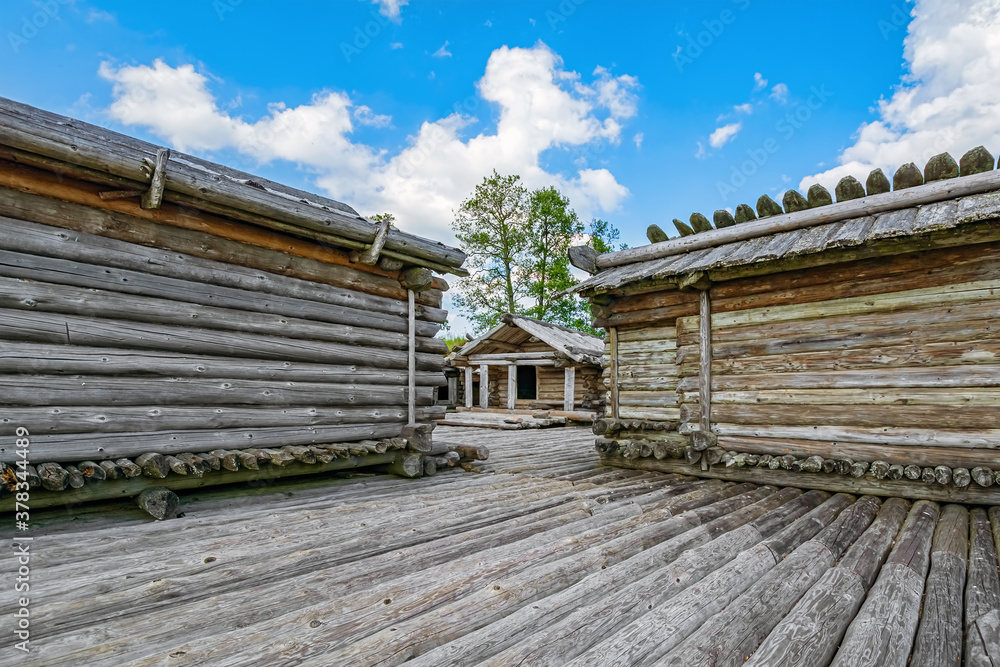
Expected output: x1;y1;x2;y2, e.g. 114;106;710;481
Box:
609;327;619;418
479;364;489;410
464;366;473;409
507;364;517;411
136;486;178;520
0;97;466;269
0;308;445;371
596;167;1000;268
746;497;910;667
0;374;430;408
357;215;391;265
563;366;576;412
568;244;599;274
0;273;446;353
0;204;447;320
0;341;441;385
965;507;1000;667
139;147;169;210
7;423;405;462
910;504;969;667
407;289;417;426
829;500;939;667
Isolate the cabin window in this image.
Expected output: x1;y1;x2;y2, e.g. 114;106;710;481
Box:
516;365;537;400
437;385;449;401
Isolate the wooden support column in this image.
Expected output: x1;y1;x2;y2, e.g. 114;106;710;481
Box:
507;364;517;411
563;366;576;412
446;374;457;406
699;288;711;432
407;289;415;425
464;366;473;409
609;327;619;418
479;364;489;409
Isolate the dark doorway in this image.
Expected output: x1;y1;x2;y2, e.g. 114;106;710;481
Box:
471;381;480;403
516;366;537;400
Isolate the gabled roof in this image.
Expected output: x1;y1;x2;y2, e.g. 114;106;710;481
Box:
572;147;1000;295
458;314;604;365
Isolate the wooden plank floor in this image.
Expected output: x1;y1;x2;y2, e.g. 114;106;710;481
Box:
3;426;999;666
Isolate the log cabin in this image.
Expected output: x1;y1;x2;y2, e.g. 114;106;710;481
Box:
448;314;605;420
0;97;472;512
571;147;1000;504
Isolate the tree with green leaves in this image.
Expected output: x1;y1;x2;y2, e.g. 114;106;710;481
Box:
524;187;582;323
451;171;531;332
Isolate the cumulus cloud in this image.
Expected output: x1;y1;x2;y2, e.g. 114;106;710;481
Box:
801;0;1000;193
372;0;407;22
733;103;753;114
753;72;768;90
709;121;742;148
98;44;636;243
633;132;644;149
432;41;452;58
769;82;789;104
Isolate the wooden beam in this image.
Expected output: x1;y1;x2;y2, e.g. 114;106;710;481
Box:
596;167;1000;269
699;287;712;433
357;215;391;265
609;327;619;418
140;148;169;210
467;352;554;362
507;364;517;411
564;366;576;412
479;364;489;409
408;289;416;426
464;366;473;409
446;375;457;406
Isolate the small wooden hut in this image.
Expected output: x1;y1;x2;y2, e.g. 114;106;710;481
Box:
449;314;604;417
0;97;471;511
571;147;1000;503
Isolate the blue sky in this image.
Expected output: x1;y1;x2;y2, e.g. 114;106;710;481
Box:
3;0;999;334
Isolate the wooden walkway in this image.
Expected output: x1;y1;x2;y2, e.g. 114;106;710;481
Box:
5;427;1000;666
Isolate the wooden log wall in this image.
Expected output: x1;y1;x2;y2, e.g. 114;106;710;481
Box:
592;239;1000;502
0;165;451;474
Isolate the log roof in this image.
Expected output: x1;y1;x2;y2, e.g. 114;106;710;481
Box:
15;426;1000;665
572;147;1000;295
457;314;604;365
0;96;466;275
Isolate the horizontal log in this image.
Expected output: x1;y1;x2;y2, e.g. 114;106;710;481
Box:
0;274;446;354
0;423;407;461
0;233;443;334
716;435;1000;470
0;405;448;434
0;99;466;269
0;450;399;511
0;308;445;371
683;403;1000;430
601;454;1000;504
676;366;1000;394
687;388;1000;407
596;166;1000;268
0;342;444;385
712;423;1000;448
0;375;433;407
616;325;678;343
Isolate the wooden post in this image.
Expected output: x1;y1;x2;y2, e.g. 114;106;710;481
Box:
479;364;489;409
140;148;169;210
464;366;473;409
609;327;619;418
407;289;415;426
699;287;712;433
563;366;576;412
507;364;517;411
446;374;457;407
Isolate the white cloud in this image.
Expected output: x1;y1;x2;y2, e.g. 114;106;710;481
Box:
801;0;1000;193
353;105;392;128
590;66;640;119
390;42;404;50
694;141;707;159
485;20;493;27
709;121;742;148
733;103;753;114
633;132;644;149
86;8;115;23
770;82;789;104
753;72;768;90
98;44;635;244
372;0;407;22
432;41;452;58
